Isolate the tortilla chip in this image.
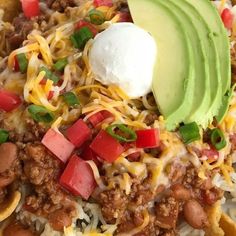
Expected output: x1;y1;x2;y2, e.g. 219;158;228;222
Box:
0;0;21;22
220;213;236;236
205;201;225;236
0;191;21;222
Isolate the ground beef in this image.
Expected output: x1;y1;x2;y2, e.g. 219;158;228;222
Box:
134;214;161;236
0;188;7;205
99;164;223;235
6;16;34;50
98;175;168;234
6;118;46;143
182;166;223;205
46;0;76;12
98;188;128;224
155;197;179;230
144;112;159;126
130;178;165;206
19;143;76;217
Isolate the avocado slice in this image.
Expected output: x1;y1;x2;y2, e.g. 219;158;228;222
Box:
167;0;222;127
127;0;195;130
185;0;231;95
185;0;231;123
157;0;211;129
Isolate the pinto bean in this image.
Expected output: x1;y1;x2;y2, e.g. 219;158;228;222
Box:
0;174;15;188
48;209;72;231
3;221;35;236
183;199;209;229
0;143;17;173
171;184;191;201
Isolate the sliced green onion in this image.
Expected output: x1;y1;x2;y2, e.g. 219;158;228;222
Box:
39;67;60;84
0;129;9;144
62;92;80;107
210;128;226;150
16;53;28;73
179;122;200;144
70;27;93;49
28;105;54;123
54;58;68;71
106;124;137;142
88;9;105;25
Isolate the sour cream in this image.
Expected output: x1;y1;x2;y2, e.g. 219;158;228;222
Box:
89;23;157;98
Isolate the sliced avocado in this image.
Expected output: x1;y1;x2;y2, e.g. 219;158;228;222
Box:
128;0;195;130
158;0;211;128
185;0;231;95
168;0;221;127
185;0;231;122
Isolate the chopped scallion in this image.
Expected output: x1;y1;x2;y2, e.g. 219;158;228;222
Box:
210;128;226;150
28;105;54;123
70;27;93;49
16;53;28;73
88;9;105;25
62;92;80;107
106;124;137;142
39;67;60;84
54;58;68;71
0;129;9;144
179;122;200;144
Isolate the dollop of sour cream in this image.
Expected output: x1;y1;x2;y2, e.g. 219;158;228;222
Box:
89;23;157;98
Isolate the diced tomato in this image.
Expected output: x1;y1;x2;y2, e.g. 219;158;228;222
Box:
0;90;21;112
88;112;104;127
42;129;75;163
75;20;98;37
59;155;96;200
93;0;113;7
201;148;219;162
135;128;160;148
118;11;133;22
47;91;54;100
221;8;233;29
101;110;113;118
81;144;101;166
66;119;91;147
21;0;40;19
123;142;140;161
90;130;124;162
88;110;114;127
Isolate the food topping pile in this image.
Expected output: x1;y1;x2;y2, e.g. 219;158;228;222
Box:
0;0;235;236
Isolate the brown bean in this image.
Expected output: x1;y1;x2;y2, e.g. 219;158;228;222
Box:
3;221;35;236
0;174;15;188
48;209;72;231
0;143;17;173
183;199;209;229
171;184;191;201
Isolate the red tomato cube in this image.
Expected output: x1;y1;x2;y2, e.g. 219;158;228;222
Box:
66;119;91;148
42;129;75;163
59;155;96;199
221;8;233;30
93;0;113;7
90;130;124;162
21;0;40;19
81;144;101;166
135;128;160;148
0;90;21;112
